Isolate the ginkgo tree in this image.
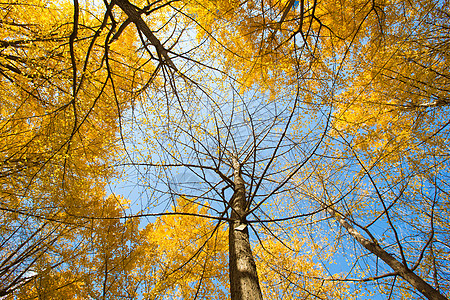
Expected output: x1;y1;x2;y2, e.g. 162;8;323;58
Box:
0;0;449;299
117;0;449;299
118;56;367;299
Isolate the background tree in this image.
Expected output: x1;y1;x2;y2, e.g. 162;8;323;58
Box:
178;0;450;299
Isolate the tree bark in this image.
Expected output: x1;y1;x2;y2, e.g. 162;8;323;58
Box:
114;0;177;70
326;207;448;300
229;157;263;300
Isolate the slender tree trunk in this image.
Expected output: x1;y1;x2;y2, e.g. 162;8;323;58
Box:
326;207;448;300
229;157;263;300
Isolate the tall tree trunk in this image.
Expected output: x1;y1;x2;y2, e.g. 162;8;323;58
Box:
326;206;448;300
229;157;263;300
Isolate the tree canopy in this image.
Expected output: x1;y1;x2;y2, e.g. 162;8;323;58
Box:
0;0;449;299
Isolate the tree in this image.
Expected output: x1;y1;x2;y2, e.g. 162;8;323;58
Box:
185;0;450;299
305;1;450;299
0;0;149;296
121;66;359;299
119;0;449;299
1;0;449;299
